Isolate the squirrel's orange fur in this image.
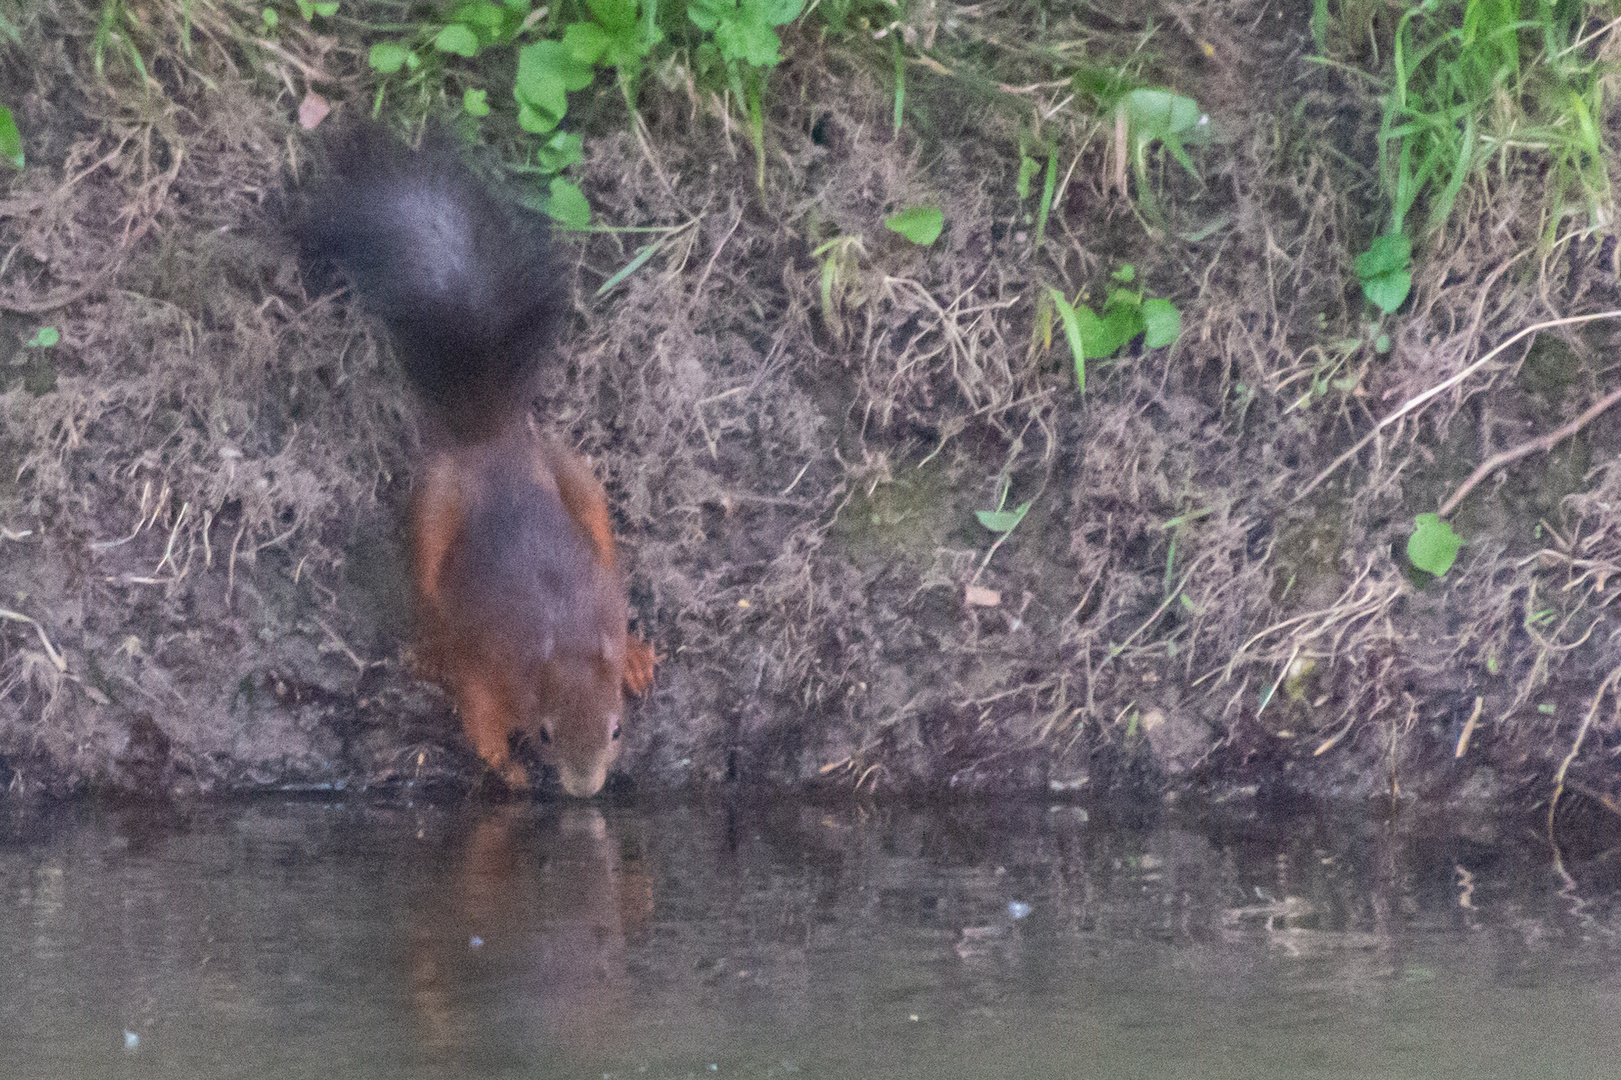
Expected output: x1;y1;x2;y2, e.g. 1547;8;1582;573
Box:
299;124;653;795
410;422;654;796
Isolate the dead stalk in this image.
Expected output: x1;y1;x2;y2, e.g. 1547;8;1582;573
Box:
1548;664;1621;834
1297;309;1621;502
1439;382;1621;517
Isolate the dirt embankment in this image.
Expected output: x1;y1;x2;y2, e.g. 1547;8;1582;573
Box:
3;0;1621;822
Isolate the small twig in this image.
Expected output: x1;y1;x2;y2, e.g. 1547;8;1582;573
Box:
0;274;111;313
1560;780;1621;818
0;607;66;672
1454;695;1484;758
1105;555;1210;660
1296;309;1621;502
1439;382;1621;517
312;615;368;674
691;205;744;302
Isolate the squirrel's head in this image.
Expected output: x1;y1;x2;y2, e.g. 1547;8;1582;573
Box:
525;634;625;798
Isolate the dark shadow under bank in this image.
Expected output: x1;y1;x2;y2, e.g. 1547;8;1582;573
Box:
0;707;1606;836
1;766;1616;873
3;785;1618;926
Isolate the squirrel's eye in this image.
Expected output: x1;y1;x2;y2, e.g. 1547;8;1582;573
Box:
538;727;552;744
611;724;622;741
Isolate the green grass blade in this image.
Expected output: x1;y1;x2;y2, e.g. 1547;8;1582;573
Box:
0;106;22;170
596;243;659;296
891;34;905;135
1033;150;1057;249
1048;286;1086;390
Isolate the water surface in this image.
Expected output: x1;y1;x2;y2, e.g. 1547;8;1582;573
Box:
3;797;1619;1079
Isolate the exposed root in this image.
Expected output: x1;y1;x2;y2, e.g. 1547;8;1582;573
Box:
1549;664;1621;834
1441;380;1621;518
1298;308;1621;503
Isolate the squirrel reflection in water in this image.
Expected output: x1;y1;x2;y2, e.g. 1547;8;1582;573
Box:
407;805;654;1058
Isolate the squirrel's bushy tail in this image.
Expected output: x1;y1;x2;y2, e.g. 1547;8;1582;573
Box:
298;124;564;441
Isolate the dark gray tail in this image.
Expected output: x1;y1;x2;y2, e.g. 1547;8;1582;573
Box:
297;125;565;441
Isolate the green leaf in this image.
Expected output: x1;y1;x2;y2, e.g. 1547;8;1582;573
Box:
535;129;584;172
752;0;805;26
1141;298;1181;348
714;19;784;67
1111;264;1136;284
262;7;279;28
1096;302;1144;355
1407;513;1463;577
296;0;339;17
463;88;490;116
434;23;481;56
517;102;558;134
1121;87;1204;181
25;326;58;348
1033;150;1057;249
977;501;1031;534
1102;287;1141;314
368;42;408;73
514;40;594;128
1354;231;1411;280
544;176;591;228
1361;269;1411;315
0;105;21;170
687;0;731;33
562;20;612;64
448;0;521;42
1123;88;1201;139
883;206;943;246
450;1;508;29
586;0;639;33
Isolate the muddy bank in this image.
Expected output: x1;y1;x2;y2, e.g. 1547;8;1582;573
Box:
3;0;1621;818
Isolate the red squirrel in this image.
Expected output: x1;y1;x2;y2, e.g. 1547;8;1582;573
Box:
298;124;653;795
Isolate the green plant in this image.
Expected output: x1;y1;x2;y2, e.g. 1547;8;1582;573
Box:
0;104;20;169
688;0;805;189
976;479;1031;535
24;327;59;348
1073;71;1206;223
1048;265;1182;391
359;0;806;224
92;0;149;80
1329;0;1611;299
812;234;866;338
884;205;943;246
1407;513;1463;577
1118;87;1203;183
1355;230;1412;315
